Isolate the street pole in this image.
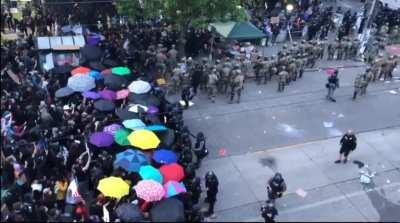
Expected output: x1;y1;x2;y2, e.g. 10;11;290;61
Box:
365;0;377;29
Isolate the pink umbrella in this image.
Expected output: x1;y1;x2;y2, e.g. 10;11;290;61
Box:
116;89;130;100
134;179;165;202
326;67;335;76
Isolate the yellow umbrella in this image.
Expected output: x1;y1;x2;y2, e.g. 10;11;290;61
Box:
97;176;130;199
127;129;160;150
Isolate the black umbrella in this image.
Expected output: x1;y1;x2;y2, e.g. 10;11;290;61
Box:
102;58;120;68
94;99;115;111
115;203;144;222
157;128;175;147
104;74;128;90
150;198;185;222
128;93;161;107
115;107;140;120
51;64;73;75
55;87;75;98
89;61;106;71
80;45;102;61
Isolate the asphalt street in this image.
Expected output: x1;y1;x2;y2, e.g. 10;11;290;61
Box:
196;128;400;222
168;63;400;159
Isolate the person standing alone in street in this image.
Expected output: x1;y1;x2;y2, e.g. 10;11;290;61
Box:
335;130;357;164
204;171;219;219
326;70;339;102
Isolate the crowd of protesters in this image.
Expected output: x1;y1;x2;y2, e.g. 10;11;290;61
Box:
0;3;225;222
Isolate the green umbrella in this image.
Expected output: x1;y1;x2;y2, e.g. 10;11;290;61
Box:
114;128;131;146
112;66;131;76
139;165;163;184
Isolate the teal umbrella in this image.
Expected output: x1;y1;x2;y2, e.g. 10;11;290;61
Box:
123;119;146;130
112;66;131;76
114;128;131;146
139;165;163;184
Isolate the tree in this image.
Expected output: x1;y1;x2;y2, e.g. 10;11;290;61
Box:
116;0;247;55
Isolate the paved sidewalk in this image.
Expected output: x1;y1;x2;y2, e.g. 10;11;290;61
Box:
198;127;400;222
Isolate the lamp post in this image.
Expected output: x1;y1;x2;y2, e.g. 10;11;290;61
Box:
286;4;294;43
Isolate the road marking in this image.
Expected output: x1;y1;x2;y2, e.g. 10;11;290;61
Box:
243;182;400;222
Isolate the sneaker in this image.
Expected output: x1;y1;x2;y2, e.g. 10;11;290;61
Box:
334;160;341;164
343;158;348;164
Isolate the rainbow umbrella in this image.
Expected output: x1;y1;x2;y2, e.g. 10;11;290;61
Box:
163;181;187;198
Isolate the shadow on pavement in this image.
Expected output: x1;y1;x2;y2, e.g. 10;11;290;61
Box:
365;184;400;222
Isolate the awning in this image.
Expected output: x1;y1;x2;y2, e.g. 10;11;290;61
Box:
36;35;86;50
210;21;266;40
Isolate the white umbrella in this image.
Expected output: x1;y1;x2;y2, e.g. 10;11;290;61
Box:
67;74;96;92
128;104;148;113
128;80;151;94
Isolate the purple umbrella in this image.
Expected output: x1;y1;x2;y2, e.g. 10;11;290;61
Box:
103;124;122;136
82;91;101;100
99;89;117;101
147;105;159;114
89;132;114;147
87;35;101;45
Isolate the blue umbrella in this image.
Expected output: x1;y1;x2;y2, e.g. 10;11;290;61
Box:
114;149;149;173
144;124;168;132
89;70;103;80
67;74;95;92
122;119;146;130
152;149;178;164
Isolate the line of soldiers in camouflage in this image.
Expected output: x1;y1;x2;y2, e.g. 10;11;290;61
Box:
326;37;361;60
168;39;358;104
353;54;398;100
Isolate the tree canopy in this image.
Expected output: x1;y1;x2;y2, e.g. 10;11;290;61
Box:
116;0;247;27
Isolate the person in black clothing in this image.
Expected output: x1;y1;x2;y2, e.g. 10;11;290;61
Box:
261;200;278;223
204;171;218;218
267;173;286;202
326;70;339;102
190;177;202;205
335;130;357;164
181;86;193;109
191;63;203;95
193;132;208;169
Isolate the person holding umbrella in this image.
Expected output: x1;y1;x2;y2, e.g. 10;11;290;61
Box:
204;171;219;219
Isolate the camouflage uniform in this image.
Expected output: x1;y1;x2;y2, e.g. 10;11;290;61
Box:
278;67;288;92
352;74;363;100
207;69;219;102
261;57;272;84
229;69;244;103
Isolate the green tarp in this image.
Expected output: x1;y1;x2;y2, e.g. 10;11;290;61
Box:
211;21;266;40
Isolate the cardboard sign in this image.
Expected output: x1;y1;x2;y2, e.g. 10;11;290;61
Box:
270;17;279;24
